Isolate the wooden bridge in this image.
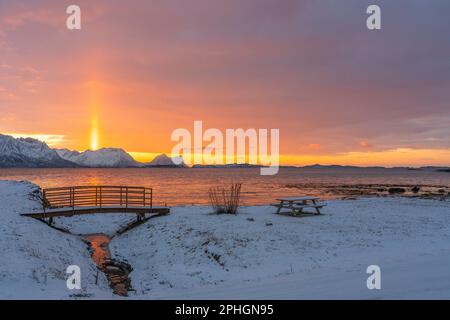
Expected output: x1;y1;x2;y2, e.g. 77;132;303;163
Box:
21;186;170;225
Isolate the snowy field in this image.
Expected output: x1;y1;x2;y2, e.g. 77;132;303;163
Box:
0;180;111;299
1;180;450;299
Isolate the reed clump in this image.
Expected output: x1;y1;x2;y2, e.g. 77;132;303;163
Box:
208;183;242;214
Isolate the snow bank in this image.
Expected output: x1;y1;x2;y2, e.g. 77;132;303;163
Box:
53;213;137;236
0;180;111;299
2;179;450;299
110;198;450;299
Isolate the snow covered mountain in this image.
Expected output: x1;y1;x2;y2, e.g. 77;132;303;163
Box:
0;134;184;168
145;154;186;167
0;134;76;168
56;148;139;168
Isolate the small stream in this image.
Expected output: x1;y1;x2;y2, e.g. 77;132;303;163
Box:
32;208;154;297
85;234;132;296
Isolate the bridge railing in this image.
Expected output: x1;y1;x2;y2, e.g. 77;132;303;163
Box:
42;186;153;211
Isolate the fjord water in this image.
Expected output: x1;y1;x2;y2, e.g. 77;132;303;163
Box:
0;167;449;205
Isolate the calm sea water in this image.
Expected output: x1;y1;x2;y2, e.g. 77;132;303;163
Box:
1;167;449;205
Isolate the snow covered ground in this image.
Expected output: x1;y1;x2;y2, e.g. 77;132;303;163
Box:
0;180;112;299
54;213;137;236
1;180;450;299
111;199;450;299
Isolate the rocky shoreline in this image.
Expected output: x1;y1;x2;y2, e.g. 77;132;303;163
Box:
284;183;450;201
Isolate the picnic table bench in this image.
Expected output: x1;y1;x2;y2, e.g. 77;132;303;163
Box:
271;196;326;216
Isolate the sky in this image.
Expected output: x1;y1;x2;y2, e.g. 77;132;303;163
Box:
0;0;449;166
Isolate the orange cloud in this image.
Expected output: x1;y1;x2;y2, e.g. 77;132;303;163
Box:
6;133;65;147
2;9;58;29
283;148;450;167
308;143;322;150
359;141;372;148
0;1;449;167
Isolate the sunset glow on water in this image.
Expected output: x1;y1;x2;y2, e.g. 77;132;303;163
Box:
1;167;449;205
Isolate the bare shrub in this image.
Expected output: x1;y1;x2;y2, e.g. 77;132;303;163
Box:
208;183;242;214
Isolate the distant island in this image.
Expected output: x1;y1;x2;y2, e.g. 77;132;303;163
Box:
192;163;263;168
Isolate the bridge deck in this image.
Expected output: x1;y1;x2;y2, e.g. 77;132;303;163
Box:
21;206;170;219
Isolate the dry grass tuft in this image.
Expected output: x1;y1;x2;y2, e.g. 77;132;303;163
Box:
208;183;242;214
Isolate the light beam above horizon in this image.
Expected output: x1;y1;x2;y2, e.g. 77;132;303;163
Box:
0;0;450;166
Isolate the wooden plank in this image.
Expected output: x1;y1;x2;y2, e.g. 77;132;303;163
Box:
293;204;326;208
276;196;319;201
21;206;170;218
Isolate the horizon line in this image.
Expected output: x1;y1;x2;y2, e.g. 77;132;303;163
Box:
2;133;450;168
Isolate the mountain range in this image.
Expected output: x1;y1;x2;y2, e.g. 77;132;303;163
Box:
1;134;449;170
0;134;76;168
56;148;139;167
0;134;184;168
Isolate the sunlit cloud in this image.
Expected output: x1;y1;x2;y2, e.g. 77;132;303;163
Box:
308;144;322;151
128;152;161;163
6;133;65;147
358;141;372;148
285;148;450;167
2;9;57;29
0;1;449;166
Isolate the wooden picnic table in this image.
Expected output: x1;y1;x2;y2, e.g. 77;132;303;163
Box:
272;196;325;216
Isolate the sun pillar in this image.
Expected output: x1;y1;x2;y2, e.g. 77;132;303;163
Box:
91;115;99;151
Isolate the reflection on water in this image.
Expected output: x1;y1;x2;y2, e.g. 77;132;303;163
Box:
85;234;110;267
87;175;100;186
1;167;449;205
85;234;131;296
